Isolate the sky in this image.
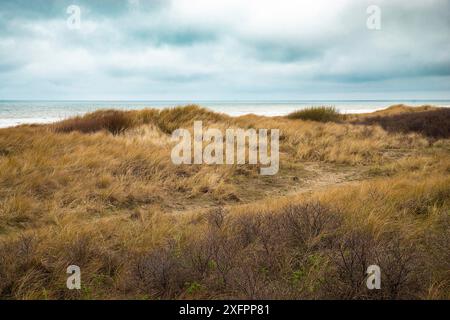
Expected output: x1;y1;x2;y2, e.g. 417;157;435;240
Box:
0;0;449;100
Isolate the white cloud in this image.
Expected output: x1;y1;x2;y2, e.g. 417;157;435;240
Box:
0;0;449;99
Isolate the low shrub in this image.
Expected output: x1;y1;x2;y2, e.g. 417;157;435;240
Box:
52;110;134;135
355;108;450;139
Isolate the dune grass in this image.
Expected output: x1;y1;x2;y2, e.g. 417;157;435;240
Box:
287;106;342;122
0;105;449;299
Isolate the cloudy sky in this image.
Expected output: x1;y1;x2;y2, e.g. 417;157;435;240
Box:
0;0;449;100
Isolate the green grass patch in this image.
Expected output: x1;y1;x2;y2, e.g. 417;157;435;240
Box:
287;106;341;122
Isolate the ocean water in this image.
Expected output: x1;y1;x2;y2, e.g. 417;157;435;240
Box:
0;100;449;128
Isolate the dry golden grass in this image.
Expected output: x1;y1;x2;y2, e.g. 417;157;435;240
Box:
350;104;440;118
0;105;448;299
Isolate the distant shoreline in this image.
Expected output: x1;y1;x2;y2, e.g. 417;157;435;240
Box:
0;101;449;129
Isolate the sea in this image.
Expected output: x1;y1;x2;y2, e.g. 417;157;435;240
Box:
1;100;449;128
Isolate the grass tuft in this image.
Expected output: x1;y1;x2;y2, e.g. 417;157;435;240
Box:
287;106;342;122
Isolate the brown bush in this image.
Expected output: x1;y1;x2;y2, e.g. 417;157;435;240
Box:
375;234;419;299
278;203;342;251
324;230;422;300
52;110;134;135
130;242;191;298
354;108;450;139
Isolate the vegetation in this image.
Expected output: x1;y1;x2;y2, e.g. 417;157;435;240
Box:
353;108;450;140
0;105;448;299
287;106;342;122
52;110;135;135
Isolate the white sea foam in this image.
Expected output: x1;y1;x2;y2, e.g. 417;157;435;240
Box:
0;117;63;128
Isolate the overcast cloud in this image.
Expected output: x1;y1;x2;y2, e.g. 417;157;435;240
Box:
0;0;449;100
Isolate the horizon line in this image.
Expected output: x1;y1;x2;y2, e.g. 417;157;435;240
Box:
2;99;450;102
